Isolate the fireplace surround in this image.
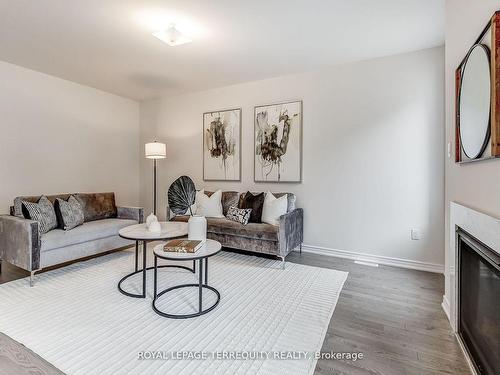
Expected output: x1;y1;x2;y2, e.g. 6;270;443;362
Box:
447;202;500;375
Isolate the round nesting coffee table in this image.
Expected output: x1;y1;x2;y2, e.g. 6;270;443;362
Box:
152;239;222;319
118;222;189;298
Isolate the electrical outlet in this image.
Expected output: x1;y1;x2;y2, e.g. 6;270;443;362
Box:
411;228;422;240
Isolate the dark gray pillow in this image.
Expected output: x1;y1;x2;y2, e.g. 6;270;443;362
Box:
55;196;84;230
22;196;58;234
240;192;265;223
226;206;252;225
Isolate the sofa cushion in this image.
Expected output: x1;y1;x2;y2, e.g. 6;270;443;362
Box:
74;193;117;222
226;206;252;225
14;194;71;218
195;189;224;218
240;192;265;223
41;218;136;252
21;196;58;234
205;191;239;216
172;216;278;241
54;196;84;230
262;192;288;226
238;192;296;213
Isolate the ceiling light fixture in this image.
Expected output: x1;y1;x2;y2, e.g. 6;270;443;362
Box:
152;24;192;46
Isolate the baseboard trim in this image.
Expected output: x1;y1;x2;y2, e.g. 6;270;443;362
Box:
300;244;444;274
441;295;450;321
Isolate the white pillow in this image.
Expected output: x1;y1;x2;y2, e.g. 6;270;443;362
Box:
262;192;288;225
195;189;224;218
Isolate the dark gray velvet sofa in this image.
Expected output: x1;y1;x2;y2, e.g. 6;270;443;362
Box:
167;191;303;267
0;192;143;286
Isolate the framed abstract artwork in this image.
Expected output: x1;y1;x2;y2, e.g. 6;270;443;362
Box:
203;108;241;181
254;100;302;182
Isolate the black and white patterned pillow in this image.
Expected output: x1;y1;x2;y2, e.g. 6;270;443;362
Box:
226;205;252;225
22;196;58;234
55;196;84;230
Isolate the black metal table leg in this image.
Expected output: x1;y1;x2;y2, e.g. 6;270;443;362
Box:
134;241;138;272
198;258;203;313
193;259;196;273
204;258;208;285
142;240;147;298
153;255;158;299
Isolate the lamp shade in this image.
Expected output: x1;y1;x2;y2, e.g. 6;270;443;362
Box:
145;142;166;159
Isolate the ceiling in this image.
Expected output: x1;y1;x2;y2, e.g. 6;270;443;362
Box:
0;0;444;101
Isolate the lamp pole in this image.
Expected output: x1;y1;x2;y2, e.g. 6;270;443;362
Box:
145;141;166;217
153;158;157;215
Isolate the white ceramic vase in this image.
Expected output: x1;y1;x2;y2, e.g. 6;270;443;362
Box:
188;215;207;242
146;213;158;228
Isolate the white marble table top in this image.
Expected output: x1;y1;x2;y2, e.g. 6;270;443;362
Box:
118;222;188;241
153;239;222;260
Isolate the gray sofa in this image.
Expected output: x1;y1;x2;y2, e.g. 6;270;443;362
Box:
0;192;143;286
167;191;303;267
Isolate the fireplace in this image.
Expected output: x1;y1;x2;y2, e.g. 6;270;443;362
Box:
457;229;500;375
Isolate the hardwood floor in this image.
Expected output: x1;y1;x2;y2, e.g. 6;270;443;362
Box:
0;332;63;375
0;251;470;375
287;251;471;375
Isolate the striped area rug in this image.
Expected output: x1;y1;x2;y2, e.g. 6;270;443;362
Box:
0;246;347;375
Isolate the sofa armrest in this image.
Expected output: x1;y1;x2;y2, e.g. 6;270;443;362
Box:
278;208;304;257
0;215;41;271
117;207;144;223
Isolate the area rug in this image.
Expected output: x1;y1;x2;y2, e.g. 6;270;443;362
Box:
0;246;347;375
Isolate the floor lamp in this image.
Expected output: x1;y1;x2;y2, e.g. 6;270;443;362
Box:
145;141;166;215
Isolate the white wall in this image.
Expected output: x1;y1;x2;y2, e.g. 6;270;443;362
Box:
444;1;500;306
0;61;140;213
140;47;445;267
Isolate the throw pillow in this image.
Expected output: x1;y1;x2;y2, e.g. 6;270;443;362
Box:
262;192;288;226
226;205;252;225
240;192;265;223
21;196;58;234
55;196;85;230
195;189;224;218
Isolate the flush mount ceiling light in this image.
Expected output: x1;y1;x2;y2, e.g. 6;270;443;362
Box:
152;24;192;46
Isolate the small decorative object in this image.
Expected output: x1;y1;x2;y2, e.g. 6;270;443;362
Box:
146;212;158;228
203;108;241;181
148;220;161;233
455;11;500;163
145;141;166;214
254;101;302;182
188;215;207;242
163;239;203;253
168;176;196;216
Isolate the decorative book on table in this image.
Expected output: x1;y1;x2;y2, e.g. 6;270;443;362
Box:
163;239;203;253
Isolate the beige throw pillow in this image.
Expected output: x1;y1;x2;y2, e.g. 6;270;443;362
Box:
262;192;288;225
195;189;224;218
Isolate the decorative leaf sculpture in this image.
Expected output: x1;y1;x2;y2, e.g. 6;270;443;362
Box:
168;176;196;215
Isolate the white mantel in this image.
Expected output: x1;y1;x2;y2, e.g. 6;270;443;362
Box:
445;202;500;331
